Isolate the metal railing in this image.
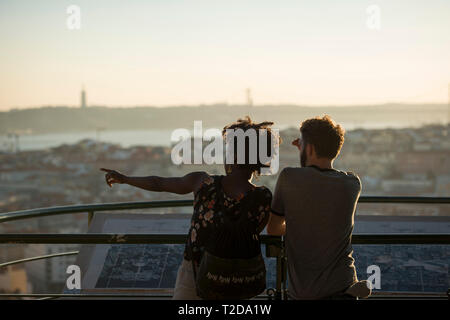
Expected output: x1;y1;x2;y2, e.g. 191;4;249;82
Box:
0;251;79;268
0;196;449;300
1;196;449;224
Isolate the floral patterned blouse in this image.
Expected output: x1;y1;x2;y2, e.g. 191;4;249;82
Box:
183;175;273;267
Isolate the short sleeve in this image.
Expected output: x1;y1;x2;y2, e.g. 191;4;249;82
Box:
347;171;362;193
271;168;287;216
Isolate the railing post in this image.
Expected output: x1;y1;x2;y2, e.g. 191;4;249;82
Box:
88;211;94;226
275;254;282;300
266;237;283;300
280;236;288;300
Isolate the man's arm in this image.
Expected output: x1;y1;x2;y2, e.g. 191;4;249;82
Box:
267;213;286;236
267;168;287;236
101;168;209;194
257;212;270;234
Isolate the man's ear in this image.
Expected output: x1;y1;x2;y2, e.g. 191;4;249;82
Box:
292;138;301;151
307;143;315;158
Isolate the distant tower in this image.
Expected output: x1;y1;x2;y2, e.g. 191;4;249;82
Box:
81;86;87;108
246;88;253;107
447;83;450;135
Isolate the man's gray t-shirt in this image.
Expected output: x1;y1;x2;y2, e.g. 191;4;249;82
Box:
271;166;361;299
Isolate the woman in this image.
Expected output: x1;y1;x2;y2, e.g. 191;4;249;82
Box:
101;116;277;299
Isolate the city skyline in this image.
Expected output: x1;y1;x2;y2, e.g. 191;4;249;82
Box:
4;85;448;111
1;0;450;110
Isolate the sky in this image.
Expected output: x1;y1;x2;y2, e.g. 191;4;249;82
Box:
0;0;449;110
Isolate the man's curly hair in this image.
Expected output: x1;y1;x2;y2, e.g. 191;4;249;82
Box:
222;116;279;175
300;115;345;159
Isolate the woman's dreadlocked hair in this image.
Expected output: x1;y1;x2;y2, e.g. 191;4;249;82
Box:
222;116;280;176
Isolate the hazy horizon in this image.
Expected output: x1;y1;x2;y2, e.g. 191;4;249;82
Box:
1;0;449;110
1;101;449;113
1;101;448;114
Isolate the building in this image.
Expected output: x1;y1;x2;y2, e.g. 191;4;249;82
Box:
0;265;32;294
81;87;86;109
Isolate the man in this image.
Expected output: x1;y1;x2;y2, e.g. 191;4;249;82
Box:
267;115;364;300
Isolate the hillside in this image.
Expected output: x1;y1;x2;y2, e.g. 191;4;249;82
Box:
0;103;447;134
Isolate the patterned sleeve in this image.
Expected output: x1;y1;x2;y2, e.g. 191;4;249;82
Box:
186;176;216;266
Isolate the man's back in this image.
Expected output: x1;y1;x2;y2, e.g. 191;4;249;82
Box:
271;165;361;299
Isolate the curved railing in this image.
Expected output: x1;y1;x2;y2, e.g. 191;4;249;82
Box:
1;196;449;224
0;196;449;300
0;199;193;224
0;251;79;268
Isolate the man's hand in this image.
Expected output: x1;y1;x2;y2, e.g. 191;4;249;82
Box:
267;213;286;236
100;168;127;187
